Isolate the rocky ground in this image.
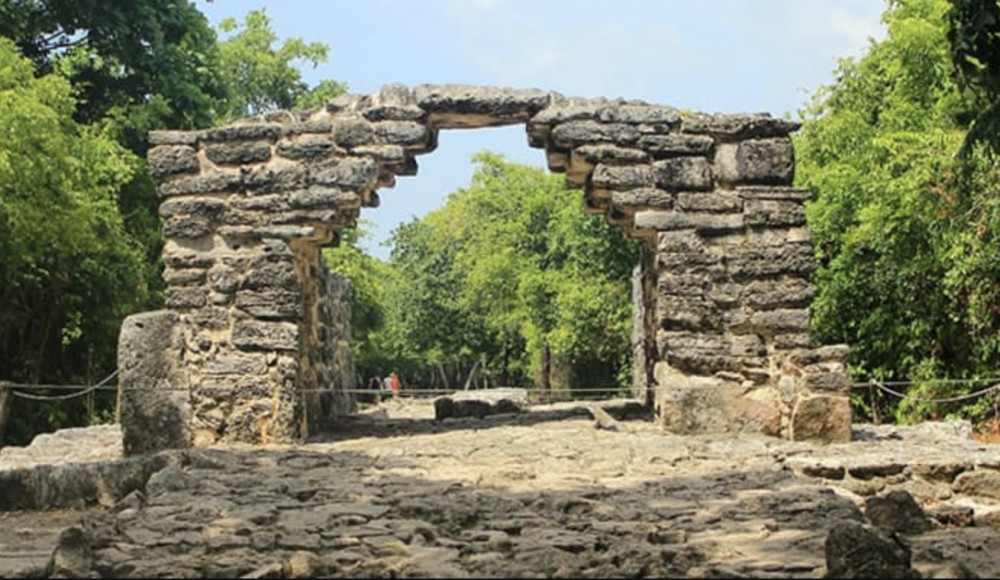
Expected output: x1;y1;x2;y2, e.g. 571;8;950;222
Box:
2;396;1000;578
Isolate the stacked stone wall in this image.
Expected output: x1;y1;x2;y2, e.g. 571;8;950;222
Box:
128;83;853;452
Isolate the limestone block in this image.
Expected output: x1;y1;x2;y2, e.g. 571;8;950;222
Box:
654;370;782;437
635;210;743;234
550;121;640;148
276;135;338;160
529;99;605;126
352;143;409;166
372;121;433;151
658;302;721;334
610;188;674;212
676;191;743;213
953;470;1000;500
241;261;299;291
309;157;378;189
243;162;308;193
787;345;851;367
736;139;794;185
278;118;335;136
232;319;300;351
591;164;656;190
681;113;801;140
164;287;207;309
162;215;216;239
158;197;226;219
790;394;852;443
572;144;649;165
117;311;192;455
163;251;215;269
232;194;291;213
802;370;853;392
743;279;817;310
657;273;712;296
749;308;811;334
597;104;681;125
638;133;715;156
415;84;552;128
288;187;361;209
656;331;765;374
202;352;268;376
736;185;811;201
203;123;281;143
190;307;230;330
270;209;339;226
331;117;374;148
205;142;272;166
235;289;301;320
744;199;806;227
158;172;241;198
726;243;816;279
148;145;199;178
163;268;206;287
653;157;713;191
149;130;201;146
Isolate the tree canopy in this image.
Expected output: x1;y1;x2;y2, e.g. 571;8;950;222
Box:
796;0;1000;425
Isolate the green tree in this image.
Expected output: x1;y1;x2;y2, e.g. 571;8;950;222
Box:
322;221;397;384
948;0;1000;156
0;0;228;152
0;38;147;443
797;0;1000;427
216;9;347;121
384;153;639;396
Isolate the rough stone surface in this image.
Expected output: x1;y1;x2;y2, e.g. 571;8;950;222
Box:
140;84;850;446
117;311;190;455
1;411;999;579
433;388;530;420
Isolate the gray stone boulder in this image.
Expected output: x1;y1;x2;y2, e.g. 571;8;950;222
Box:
433;388;529;421
117;311;191;456
824;521;918;579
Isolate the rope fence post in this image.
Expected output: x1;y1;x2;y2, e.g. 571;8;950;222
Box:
869;381;881;425
0;381;12;447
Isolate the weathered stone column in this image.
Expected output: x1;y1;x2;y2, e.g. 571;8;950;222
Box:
129;83;852;451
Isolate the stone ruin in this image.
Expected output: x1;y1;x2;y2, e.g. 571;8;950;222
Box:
122;84;853;455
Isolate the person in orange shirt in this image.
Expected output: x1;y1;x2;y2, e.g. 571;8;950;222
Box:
390;372;400;397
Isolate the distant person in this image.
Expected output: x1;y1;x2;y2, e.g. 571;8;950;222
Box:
391;372;400;397
367;376;380;403
382;375;393;401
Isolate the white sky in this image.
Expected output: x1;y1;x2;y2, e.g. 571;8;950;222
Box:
197;0;888;260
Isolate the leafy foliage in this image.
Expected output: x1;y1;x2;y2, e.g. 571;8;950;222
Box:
216;9;346;121
0;37;147;443
379;153;639;394
797;0;1000;427
948;0;1000;156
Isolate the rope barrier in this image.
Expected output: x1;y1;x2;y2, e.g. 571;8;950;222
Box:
868;380;1000;404
5;369;119;402
4;372;1000;404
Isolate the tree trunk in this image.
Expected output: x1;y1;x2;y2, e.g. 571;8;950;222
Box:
438;364;449;391
538;344;551;402
0;383;13;448
463;359;483;391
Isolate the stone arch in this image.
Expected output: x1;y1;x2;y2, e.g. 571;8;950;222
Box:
123;84;852;454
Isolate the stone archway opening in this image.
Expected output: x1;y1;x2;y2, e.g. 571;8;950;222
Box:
122;84;852;456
